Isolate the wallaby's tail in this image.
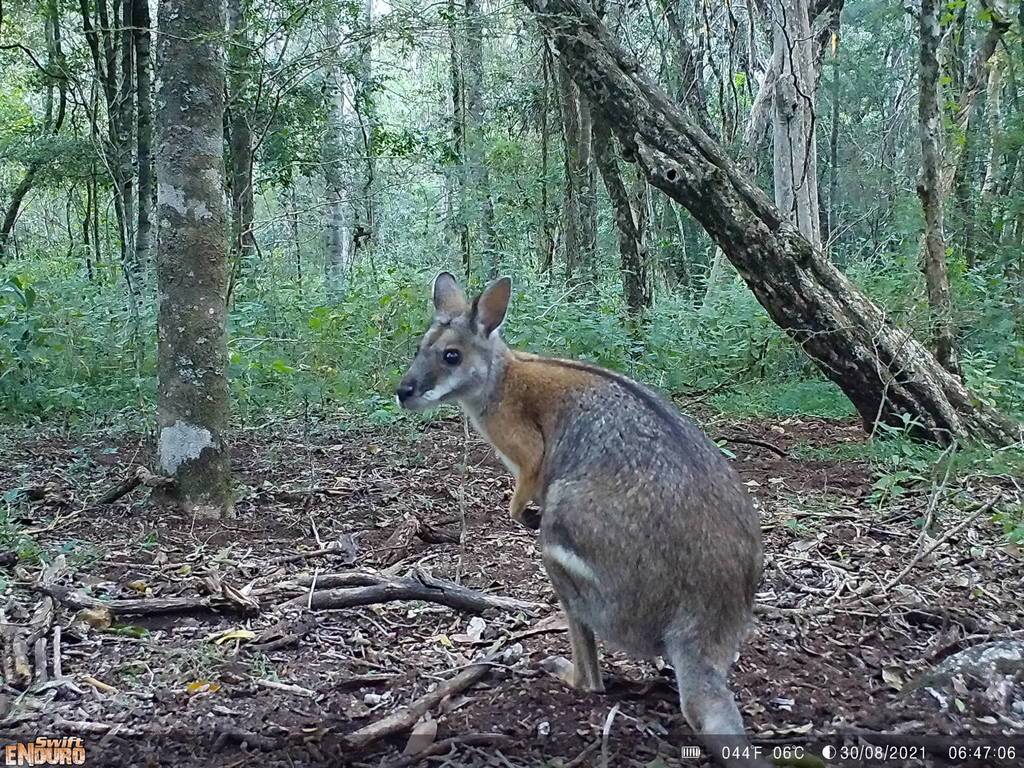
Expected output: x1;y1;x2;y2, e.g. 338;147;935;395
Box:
667;643;770;768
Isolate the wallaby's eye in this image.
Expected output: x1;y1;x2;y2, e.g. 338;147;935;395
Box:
443;348;461;366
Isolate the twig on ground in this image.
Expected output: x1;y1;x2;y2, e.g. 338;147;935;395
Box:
34;583;256;617
881;493;1002;594
254;678;316;698
384;733;512;767
344;649;505;750
267;541;350;565
280;569;541;615
97;466;172;505
51;717;142;737
2;556;66;688
717;435;789;457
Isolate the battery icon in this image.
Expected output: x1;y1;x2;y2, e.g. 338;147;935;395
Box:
680;746;702;759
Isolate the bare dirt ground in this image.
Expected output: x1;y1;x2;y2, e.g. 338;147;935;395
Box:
0;411;1021;767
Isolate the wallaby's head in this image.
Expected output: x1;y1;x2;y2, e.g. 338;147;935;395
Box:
396;272;512;411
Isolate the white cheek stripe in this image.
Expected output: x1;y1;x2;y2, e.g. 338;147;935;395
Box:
545;543;598;584
421;380;458;402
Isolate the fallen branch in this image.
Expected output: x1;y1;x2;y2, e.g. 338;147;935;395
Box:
344;649;506;750
266;541;353;565
384;733;512;767
254;678;315;698
97;467;172;505
881;493;1002;593
717;435;788;457
2;556;66;688
34;583;255;618
281;569;541;615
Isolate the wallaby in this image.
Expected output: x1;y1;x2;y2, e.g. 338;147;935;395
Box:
397;273;766;768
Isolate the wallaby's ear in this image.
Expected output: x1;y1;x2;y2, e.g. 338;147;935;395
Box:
432;271;468;316
472;277;512;336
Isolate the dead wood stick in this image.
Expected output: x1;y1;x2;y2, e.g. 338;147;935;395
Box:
51;716;142;737
384;733;512;767
254;678;315;698
344;652;500;750
267;541;349;565
281;570;540;614
716;435;788;457
97;467;172;505
33;584;247;617
881;493;1001;593
2;556;65;688
52;625;62;679
33;637;47;685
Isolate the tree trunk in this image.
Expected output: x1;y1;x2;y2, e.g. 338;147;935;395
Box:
133;0;154;273
522;0;1019;446
593;116;650;314
558;59;582;281
977;52;1004;257
446;0;470;274
227;0;255;272
771;0;821;248
352;0;376;256
155;0;233;517
323;16;354;296
538;45;555;273
464;0;497;279
917;0;961;378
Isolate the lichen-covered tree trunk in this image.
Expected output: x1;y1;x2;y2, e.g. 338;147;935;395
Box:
771;0;821;248
155;0;233;517
917;0;960;378
593;116;650;314
522;0;1019;446
133;0;154;272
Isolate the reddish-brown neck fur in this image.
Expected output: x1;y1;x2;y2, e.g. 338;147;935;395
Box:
476;350;599;484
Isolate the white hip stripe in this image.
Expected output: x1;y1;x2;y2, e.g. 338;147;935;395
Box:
545;543;598;584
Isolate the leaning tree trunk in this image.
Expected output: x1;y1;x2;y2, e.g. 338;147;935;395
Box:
917;0;960;378
154;0;233;517
522;0;1019;446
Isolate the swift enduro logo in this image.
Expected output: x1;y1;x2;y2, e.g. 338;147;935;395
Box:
4;738;86;766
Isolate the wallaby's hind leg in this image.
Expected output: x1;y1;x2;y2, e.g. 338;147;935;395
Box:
668;644;767;768
566;614;603;692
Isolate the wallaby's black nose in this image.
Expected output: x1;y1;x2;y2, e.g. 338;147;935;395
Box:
396;382;415;402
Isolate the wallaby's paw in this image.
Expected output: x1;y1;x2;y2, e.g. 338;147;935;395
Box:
539;655;575;687
539;655;604;693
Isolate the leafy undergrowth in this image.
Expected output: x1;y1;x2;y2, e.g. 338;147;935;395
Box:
0;414;1022;767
